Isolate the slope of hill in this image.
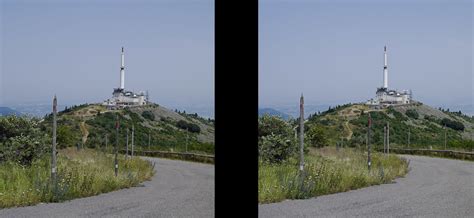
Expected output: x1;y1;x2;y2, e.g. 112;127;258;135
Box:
40;103;214;154
0;107;22;116
259;108;292;120
307;102;474;150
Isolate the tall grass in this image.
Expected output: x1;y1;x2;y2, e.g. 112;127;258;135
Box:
259;147;409;203
0;148;154;208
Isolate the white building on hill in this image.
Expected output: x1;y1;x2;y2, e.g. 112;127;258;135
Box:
103;47;148;109
366;46;412;107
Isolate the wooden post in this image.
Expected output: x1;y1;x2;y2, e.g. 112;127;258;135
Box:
114;114;119;177
51;95;57;184
387;122;390;154
131;124;135;157
148;133;151;151
186;130;188;153
299;94;304;172
367;113;372;171
105;134;108;153
383;125;387;154
444;124;447;150
407;128;410;148
126;128;129;158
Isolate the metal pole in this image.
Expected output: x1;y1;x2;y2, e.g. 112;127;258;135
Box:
186;130;188;153
387;122;390;154
407;128;410;148
443;124;446;149
51;95;57;184
114;114;119;177
299;94;304;172
126;128;129;158
148;133;151;151
383;125;386;154
131;124;135;157
367;113;372;171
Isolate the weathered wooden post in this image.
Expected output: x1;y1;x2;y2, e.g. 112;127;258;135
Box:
407;128;410;148
114;114;119;177
105;134;108;153
51;95;58;185
367;113;372;171
387;122;390;154
444;124;447;150
126;128;129;158
299;94;304;172
131;124;135;157
383;125;387;154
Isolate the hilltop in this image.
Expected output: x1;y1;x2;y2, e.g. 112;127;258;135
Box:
0;107;22;116
305;101;473;150
40;103;214;154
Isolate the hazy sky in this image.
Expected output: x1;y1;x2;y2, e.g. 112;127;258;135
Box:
259;0;473;109
0;0;214;115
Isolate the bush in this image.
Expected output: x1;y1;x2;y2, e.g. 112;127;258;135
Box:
0;116;49;165
176;120;201;133
141;111;155;121
259;134;295;164
405;109;419;119
258;115;292;138
440;118;464;131
306;124;328;147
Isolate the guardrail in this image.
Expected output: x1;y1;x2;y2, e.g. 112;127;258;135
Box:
378;148;474;161
119;150;215;164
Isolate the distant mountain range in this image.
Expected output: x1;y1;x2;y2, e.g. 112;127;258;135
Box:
0;107;22;116
258;108;292;120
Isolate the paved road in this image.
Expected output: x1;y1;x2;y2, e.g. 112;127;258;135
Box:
259;155;474;217
1;158;214;218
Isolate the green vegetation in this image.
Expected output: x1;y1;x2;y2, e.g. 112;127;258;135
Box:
0;148;154;208
40;104;214;155
259;147;409;203
405;109;419;119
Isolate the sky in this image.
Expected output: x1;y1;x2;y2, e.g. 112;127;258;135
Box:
259;0;473;112
0;0;214;117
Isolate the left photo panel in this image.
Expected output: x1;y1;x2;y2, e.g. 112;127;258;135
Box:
0;0;215;217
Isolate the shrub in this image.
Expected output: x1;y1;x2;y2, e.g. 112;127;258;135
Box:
259;134;295;164
176;120;201;133
306;124;328;147
141;111;155;121
405;109;419;119
258;115;292;138
440;118;464;131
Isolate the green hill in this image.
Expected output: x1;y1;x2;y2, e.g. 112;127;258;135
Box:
306;101;474;151
40;103;214;154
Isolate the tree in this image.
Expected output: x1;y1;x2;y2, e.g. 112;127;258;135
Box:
258;134;295;164
258;115;292;139
306;124;328;147
57;125;76;148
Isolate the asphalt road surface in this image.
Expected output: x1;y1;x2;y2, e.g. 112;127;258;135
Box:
259;155;473;217
0;157;214;218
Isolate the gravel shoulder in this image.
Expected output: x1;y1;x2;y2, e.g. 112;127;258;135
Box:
259;155;474;217
0;157;215;218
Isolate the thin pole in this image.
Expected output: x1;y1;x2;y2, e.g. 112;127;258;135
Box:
51;95;57;184
105;134;108;153
131;124;135;157
387;122;390;154
367;113;372;171
383;125;386;154
148;133;151;151
186;130;188;153
114;114;119;177
407;128;410;148
444;124;447;150
126;128;129;158
299;94;304;172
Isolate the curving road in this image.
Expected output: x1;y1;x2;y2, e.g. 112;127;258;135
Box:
259;155;474;217
0;157;214;218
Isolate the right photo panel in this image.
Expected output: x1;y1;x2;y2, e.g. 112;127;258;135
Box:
258;0;473;217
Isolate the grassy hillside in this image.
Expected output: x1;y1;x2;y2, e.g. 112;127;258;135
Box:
307;102;474;151
40;103;215;154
